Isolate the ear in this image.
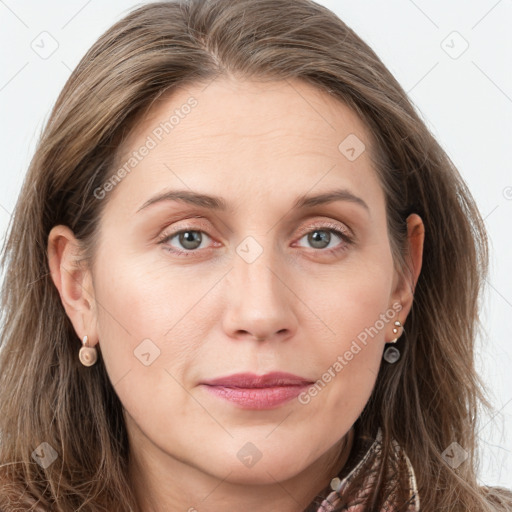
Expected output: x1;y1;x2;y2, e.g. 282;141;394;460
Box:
47;225;99;348
388;213;425;339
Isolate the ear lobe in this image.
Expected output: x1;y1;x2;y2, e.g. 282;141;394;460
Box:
47;225;98;344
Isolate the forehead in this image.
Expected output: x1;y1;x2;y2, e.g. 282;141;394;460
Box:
136;78;369;144
105;77;382;214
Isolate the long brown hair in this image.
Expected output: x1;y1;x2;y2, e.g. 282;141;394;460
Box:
1;0;511;510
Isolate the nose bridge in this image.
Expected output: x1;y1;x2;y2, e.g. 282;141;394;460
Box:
234;234;283;305
222;233;295;340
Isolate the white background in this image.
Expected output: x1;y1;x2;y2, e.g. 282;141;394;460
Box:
0;0;511;486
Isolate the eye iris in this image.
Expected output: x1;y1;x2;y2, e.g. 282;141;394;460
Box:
179;231;202;250
308;230;330;249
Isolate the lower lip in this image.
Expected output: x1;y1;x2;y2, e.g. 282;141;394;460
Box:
201;384;311;409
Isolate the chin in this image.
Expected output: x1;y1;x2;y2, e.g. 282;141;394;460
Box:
217;463;303;486
200;445;313;485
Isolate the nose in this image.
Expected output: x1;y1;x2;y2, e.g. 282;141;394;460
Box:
221;243;297;343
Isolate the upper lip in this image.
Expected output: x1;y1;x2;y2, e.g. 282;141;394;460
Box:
201;372;314;388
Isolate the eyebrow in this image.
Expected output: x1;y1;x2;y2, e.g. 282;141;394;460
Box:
136;188;369;213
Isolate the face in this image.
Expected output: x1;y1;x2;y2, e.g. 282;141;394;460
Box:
78;78;408;485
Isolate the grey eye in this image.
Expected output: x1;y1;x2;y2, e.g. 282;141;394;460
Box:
177;230;203;250
307;230;332;249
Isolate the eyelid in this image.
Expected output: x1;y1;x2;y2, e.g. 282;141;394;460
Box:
156;217;211;239
295;219;353;239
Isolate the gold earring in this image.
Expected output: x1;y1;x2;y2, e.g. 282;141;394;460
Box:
390;320;403;343
79;335;98;367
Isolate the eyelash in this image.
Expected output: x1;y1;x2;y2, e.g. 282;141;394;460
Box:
157;221;354;257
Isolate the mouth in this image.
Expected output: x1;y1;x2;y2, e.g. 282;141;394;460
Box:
200;372;315;410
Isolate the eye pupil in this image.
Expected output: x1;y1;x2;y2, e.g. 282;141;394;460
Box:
179;231;202;250
308;230;330;249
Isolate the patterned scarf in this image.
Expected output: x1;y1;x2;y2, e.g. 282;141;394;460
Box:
314;428;420;511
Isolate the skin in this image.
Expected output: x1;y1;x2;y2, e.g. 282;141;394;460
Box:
48;77;424;512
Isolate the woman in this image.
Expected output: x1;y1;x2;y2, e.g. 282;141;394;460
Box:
0;0;510;510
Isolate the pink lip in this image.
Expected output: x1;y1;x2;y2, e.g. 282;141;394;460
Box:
200;372;314;410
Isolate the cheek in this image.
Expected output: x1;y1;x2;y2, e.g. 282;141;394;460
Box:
91;252;203;386
298;257;395;407
307;255;395;346
91;255;208;440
